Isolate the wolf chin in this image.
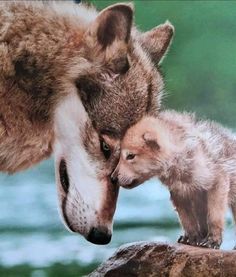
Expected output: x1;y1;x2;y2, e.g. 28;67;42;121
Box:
0;1;174;244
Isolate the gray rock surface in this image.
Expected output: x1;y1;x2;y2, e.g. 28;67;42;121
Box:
90;241;236;277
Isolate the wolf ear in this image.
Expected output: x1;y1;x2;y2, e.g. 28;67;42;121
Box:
87;3;133;73
143;132;160;150
95;3;133;48
139;21;174;64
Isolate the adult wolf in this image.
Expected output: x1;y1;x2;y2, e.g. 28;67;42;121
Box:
0;1;173;244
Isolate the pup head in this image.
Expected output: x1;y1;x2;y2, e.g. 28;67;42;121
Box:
54;3;174;244
111;116;174;188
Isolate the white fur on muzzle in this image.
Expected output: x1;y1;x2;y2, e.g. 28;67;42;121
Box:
53;89;115;244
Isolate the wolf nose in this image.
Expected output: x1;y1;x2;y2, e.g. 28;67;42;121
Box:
87;227;112;245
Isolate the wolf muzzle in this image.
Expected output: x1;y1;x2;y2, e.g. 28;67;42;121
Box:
87;227;112;245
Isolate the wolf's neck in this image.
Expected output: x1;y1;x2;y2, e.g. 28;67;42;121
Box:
0;109;54;173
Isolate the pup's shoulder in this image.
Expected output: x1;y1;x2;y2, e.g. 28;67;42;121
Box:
159;110;196;129
160;109;235;141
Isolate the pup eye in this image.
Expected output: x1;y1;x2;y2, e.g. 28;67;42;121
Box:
126;153;136;160
100;140;111;160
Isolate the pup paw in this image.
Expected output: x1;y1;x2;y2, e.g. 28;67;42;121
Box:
178;235;203;246
178;235;189;244
199;235;221;249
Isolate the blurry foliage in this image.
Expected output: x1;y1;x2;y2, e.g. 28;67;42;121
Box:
89;0;236;127
0;262;99;277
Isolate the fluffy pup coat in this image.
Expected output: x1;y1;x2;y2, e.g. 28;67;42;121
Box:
112;110;236;249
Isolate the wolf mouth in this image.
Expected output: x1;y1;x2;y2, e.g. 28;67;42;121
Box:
59;159;70;193
121;179;139;189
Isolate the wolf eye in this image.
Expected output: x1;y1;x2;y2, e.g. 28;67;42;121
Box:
126;153;136;160
100;140;111;160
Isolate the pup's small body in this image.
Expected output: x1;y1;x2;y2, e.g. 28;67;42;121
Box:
112;110;236;249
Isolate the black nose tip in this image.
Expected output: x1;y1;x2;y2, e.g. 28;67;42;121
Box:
87;227;112;245
111;175;118;185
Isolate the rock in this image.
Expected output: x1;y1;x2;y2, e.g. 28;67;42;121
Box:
90;241;236;277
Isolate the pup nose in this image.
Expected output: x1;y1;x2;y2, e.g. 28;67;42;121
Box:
87;227;112;245
110;174;118;185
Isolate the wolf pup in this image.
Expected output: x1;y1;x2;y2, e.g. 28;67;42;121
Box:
0;1;174;244
112;110;236;249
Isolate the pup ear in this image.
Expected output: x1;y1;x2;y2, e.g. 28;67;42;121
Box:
86;3;133;73
143;132;160;150
139;21;174;64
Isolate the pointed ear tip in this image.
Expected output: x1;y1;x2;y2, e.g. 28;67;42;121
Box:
126;2;135;11
106;2;134;13
164;20;175;34
152;21;175;37
102;3;134;24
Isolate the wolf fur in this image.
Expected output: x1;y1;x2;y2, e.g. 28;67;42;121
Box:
113;110;236;249
0;1;174;243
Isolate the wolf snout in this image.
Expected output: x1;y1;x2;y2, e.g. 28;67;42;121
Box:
87;227;112;245
124;179;139;189
110;172;137;189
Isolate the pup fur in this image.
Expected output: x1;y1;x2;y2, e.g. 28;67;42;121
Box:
114;110;236;249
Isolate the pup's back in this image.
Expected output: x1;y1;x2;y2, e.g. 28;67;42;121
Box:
159;110;236;167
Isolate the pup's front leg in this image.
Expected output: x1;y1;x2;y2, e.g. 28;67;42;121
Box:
200;177;229;249
230;203;236;250
170;190;208;246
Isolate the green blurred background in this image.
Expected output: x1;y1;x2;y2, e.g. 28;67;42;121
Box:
1;1;236;277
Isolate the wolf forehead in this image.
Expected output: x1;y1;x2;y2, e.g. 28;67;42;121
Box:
76;67;162;138
76;38;164;137
75;25;172;137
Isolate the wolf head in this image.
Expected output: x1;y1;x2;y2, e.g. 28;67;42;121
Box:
53;3;174;244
